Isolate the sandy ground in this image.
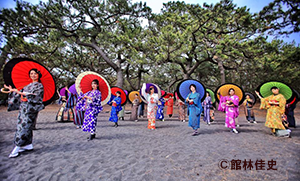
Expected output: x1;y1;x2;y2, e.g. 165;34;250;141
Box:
0;103;299;181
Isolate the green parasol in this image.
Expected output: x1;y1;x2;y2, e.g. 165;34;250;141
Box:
206;88;215;103
258;81;293;100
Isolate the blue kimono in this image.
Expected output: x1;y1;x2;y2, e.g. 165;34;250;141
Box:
77;90;103;134
156;97;165;120
109;96;122;123
185;92;202;130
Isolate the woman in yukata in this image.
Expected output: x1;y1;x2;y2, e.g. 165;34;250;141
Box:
109;91;122;127
218;88;240;134
146;86;158;130
255;87;291;137
156;97;165;121
130;94;140;122
4;69;44;158
77;79;102;140
185;84;202;136
202;92;212;125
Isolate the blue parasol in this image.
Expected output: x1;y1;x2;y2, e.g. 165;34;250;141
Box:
176;79;206;102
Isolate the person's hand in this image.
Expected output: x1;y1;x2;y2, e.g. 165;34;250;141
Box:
255;91;262;99
4;84;12;91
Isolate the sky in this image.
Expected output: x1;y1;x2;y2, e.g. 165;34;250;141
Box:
0;0;299;44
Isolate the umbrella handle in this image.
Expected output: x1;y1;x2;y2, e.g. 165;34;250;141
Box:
1;88;11;94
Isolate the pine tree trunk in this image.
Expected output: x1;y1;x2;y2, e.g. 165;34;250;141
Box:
115;68;124;87
218;60;225;84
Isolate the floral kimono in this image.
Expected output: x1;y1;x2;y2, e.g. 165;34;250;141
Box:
8;82;44;146
176;99;186;121
218;94;239;129
260;94;286;130
77;90;102;134
147;93;158;129
109;96;122;123
156;97;165;120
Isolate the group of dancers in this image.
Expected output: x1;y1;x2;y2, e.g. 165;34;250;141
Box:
2;68;298;158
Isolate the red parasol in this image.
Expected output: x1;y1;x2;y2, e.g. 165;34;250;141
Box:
111;86;127;106
3;58;56;106
161;90;166;97
75;71;111;105
164;93;174;99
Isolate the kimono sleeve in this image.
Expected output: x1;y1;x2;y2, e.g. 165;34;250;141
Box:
184;94;190;105
232;95;239;107
7;91;21;111
260;96;271;110
195;93;203;112
115;97;122;106
76;92;86;110
218;94;226;112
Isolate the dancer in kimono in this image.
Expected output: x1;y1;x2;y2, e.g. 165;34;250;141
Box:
119;105;125;120
255;87;291;137
74;89;85;129
218;88;240;134
285;90;298;128
243;94;257;124
156;97;165;121
65;87;75;121
166;96;174;117
4;69;44;158
210;105;216;123
202;92;212;125
130;94;140;122
77;79;102;140
138;101;145;118
185;84;202;136
109;91;122;127
146;86;158;130
286;101;297;128
55;89;67;121
176;99;186;122
56;87;74;122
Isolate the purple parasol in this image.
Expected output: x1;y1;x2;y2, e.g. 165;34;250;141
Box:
68;84;77;95
59;87;66;97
